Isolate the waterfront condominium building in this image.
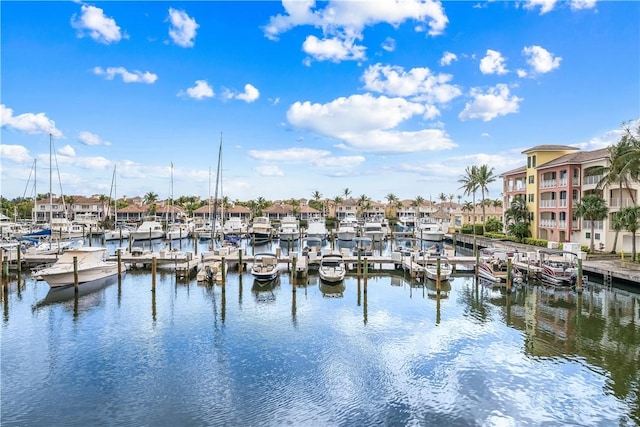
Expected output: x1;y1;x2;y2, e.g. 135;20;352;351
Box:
501;145;639;254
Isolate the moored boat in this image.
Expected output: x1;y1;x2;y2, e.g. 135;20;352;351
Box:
32;247;123;287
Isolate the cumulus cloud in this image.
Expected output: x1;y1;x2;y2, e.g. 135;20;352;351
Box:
180;80;214;100
570;0;597;10
78;131;111;146
312;155;366;168
248;147;330;162
458;84;522;122
71;5;124;44
93;66;158;84
440;51;457;66
236;84;260;103
302;35;366;62
479;49;508;75
255;165;284;176
167;8;199;47
0;104;63;137
524;0;558;14
381;37;395;52
0;145;31;163
523;45;562;74
336;128;457;153
58;144;76;157
362;63;462;104
263;0;448;63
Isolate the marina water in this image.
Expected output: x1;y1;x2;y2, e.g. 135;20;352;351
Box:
2;238;639;426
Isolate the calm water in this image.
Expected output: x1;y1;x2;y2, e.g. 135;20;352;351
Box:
2;238;639;426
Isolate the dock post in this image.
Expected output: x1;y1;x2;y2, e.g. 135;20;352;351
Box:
292;255;297;287
117;249;122;275
474;251;479;279
506;258;512;291
364;257;368;281
221;256;226;284
74;256;79;292
193;235;198;256
576;258;583;293
152;257;157;291
89;226;92;246
357;251;362;277
238;249;243;274
17;247;22;276
436;257;441;291
2;256;8;279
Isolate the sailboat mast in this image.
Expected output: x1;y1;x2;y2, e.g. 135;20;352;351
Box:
211;133;223;244
49;133;53;225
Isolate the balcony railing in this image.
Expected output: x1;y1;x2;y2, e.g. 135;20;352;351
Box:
559;178;567;187
558;220;567;229
539;220;557;228
572;178;580;185
539;200;556;208
540;180;556;188
583;175;603;185
610;198;636;208
558;199;568;208
583;220;604;230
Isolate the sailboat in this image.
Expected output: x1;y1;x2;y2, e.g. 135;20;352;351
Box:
197;133;238;282
104;165;131;241
166;163;192;240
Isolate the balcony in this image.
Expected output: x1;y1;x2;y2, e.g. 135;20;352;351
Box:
540;180;557;189
583;220;604;230
559;178;567;187
559;199;568;208
610;198;635;208
583;174;603;186
539;219;557;228
558;220;567;229
539;200;557;208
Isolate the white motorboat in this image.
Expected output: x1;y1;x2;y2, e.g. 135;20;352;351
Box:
336;217;358;241
306;215;328;241
130;217;165;240
361;217;386;242
423;255;453;281
103;223;133;241
33;247;123;287
278;215;300;241
416;218;445;242
251;252;280;282
223;217;247;238
477;249;523;283
318;252;346;283
250;216;273;244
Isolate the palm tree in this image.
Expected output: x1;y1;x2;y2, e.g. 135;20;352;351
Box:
573;194;609;253
458;166;479;234
475;164;496;234
618;206;640;262
357;194;370;218
504;196;529;240
438;192;447;205
343;188;352;200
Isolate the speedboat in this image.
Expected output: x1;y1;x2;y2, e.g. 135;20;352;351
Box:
33;247;123;287
477;249;523;283
278;215;300;242
130;217;165;240
416;218;445;242
251;252;280;282
539;249;579;286
424;255;453;281
318;252;346;283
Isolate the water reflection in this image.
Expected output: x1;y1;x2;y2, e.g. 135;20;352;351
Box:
1;270;638;426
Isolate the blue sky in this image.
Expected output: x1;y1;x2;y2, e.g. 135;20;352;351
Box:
1;0;638;205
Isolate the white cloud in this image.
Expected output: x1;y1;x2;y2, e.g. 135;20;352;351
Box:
570;0;597;10
236;84;260;103
516;69;528;78
71;5;124;44
167;8;199;48
0;145;31;163
381;37;395;52
524;0;558;14
312;155;366;168
0;104;63;137
58;144;76;157
248;147;330;162
93;66;158;84
440;51;458;66
181;80;214;100
362;64;462;104
263;0;448;63
458;84;522;122
523;45;562;74
302;35;366;62
479;49;508;75
255;165;284;176
78;131;111;146
337;128;457;153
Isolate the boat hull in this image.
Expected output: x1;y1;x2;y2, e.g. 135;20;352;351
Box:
40;265;120;287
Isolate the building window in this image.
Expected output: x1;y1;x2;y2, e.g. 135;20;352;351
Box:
528;194;535;203
595;233;600;240
586;232;591;239
527;156;531;168
529;175;535;184
532;155;537;167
